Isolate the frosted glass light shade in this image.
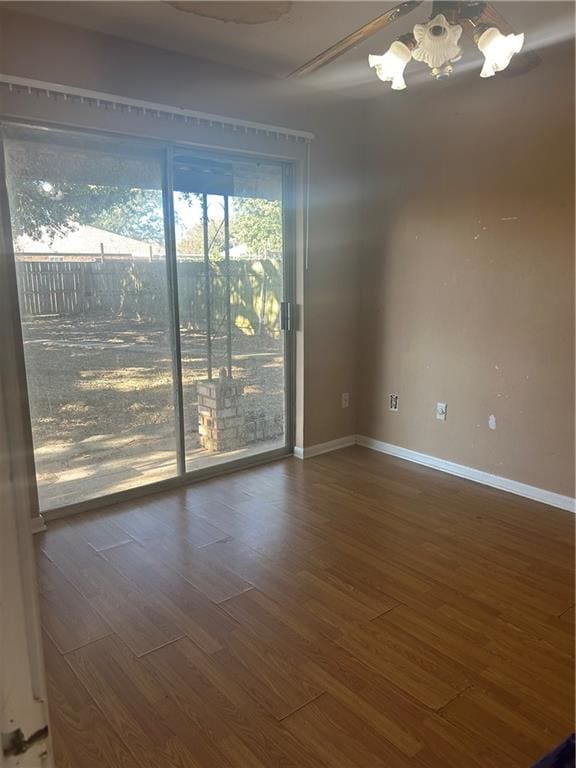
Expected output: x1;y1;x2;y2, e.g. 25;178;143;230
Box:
477;27;524;78
368;41;412;90
412;14;462;70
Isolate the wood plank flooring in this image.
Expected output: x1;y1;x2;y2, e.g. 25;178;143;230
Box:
35;446;575;768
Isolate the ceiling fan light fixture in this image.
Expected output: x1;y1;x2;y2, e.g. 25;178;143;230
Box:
368;41;412;90
477;27;525;78
411;14;462;72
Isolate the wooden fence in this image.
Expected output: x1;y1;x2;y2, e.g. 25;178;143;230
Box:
16;259;282;336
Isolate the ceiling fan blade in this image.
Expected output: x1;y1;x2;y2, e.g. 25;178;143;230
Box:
287;0;423;78
165;2;292;24
480;1;542;76
479;1;517;35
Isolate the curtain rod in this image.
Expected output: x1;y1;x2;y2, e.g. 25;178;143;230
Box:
0;74;315;144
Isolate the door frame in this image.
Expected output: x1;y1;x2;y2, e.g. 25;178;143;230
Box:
0;121;298;521
0;136;51;766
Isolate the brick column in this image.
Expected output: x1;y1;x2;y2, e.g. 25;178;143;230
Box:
197;367;245;452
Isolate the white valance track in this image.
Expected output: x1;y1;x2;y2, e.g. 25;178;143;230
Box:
0;75;314;144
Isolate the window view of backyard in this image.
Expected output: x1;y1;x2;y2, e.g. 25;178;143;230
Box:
5;132;287;511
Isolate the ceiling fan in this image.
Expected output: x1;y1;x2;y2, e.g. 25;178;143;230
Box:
166;2;292;24
288;1;541;88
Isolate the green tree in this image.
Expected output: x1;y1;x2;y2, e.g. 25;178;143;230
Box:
91;189;164;243
232;198;282;256
177;218;225;257
10;180;164;244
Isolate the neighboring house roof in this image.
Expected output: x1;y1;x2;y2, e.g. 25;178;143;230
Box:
15;225;163;259
14;224;281;262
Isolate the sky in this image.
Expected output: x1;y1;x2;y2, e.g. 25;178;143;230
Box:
174;193;234;241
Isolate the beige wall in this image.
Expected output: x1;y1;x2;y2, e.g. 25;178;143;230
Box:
359;40;575;497
0;9;362;449
2;10;573;496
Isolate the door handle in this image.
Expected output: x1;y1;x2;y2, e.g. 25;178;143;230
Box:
280;301;294;332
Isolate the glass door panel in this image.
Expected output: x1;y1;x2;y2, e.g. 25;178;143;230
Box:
173;154;288;471
2;126;294;513
3;129;178;510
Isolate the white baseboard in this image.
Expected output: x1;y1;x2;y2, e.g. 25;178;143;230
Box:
294;434;576;512
30;515;47;534
356;435;576;513
293;435;356;460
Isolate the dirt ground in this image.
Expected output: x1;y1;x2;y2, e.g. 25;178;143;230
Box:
22;315;285;510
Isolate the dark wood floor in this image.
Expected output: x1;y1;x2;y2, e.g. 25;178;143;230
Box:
36;446;575;768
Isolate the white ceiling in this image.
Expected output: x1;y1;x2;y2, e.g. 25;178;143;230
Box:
3;1;574;96
4;1;391;75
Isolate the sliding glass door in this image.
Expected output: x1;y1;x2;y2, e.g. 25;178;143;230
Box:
172;153;288;471
1;125;294;513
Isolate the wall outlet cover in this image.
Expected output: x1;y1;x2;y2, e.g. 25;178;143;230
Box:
389;394;399;412
341;392;350;409
436;402;447;421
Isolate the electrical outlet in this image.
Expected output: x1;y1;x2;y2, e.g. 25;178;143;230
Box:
389;393;399;412
341;392;350;409
436;402;447;421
